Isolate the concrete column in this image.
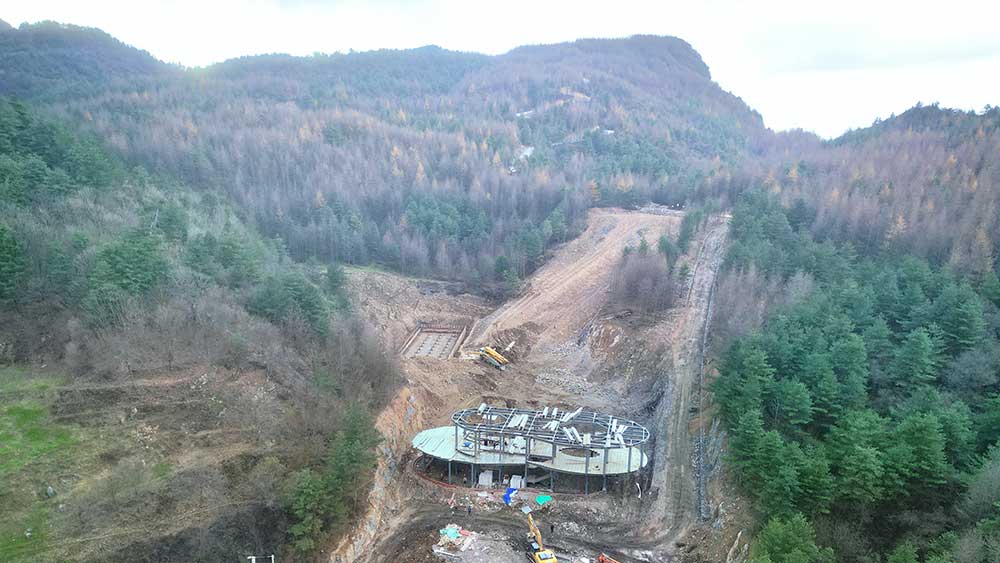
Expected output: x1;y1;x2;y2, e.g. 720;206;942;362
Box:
473;430;480;488
524;436;530;485
602;445;609;491
550;440;557;492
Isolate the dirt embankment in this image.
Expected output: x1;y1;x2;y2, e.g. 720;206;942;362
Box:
331;209;730;563
330;270;496;562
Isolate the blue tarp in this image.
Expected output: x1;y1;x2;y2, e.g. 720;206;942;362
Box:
503;487;518;505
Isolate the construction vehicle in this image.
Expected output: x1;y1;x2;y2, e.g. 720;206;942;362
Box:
478;347;508;370
597;554;622;563
525;513;557;562
483;346;510;365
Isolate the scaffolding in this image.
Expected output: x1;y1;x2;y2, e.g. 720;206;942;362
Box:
412;404;650;494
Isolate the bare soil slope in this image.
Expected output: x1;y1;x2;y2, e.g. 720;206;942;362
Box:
468;208;683;351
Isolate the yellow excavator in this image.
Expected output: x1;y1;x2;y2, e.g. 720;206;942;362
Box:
525;513;557;562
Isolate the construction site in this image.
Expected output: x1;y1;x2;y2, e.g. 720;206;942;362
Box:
332;208;741;563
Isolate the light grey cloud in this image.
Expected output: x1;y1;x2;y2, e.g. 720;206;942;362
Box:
4;0;999;138
748;23;1000;73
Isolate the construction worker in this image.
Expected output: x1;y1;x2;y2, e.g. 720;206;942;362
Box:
467;505;473;517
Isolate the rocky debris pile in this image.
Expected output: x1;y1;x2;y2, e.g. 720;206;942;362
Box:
432;527;524;563
436;523;475;552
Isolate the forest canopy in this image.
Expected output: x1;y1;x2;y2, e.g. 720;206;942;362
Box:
716;191;1000;563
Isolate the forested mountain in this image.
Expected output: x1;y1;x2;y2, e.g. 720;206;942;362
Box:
0;24;763;287
0;21;173;100
728;105;1000;282
1;17;998;563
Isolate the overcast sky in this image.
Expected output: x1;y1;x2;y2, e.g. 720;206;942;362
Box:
5;0;1000;138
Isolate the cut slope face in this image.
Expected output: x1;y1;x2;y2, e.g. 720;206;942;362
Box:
644;216;729;539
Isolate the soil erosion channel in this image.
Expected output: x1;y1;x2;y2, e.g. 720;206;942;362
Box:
334;208;729;563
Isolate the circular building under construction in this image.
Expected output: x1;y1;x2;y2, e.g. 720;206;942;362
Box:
412;404;650;494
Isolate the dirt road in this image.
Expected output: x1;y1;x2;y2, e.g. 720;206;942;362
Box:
467;208;682;350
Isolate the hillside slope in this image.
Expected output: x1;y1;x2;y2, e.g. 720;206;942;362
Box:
0;21;172;100
0;95;395;562
0;25;763;288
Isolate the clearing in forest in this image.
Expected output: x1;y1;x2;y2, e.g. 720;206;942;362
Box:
468;208;684;351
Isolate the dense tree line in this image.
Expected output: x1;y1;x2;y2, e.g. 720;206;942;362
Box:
722;105;1000;284
715;192;1000;563
0;25;765;285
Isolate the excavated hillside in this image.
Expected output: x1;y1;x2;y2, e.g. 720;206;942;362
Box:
331;207;731;563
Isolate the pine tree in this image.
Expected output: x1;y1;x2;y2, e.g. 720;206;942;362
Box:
766;378;814;429
933;283;985;354
796;445;834;515
893;412;950;492
658;234;678;271
728;408;766;479
862;315;894;367
891;327;940;389
886;542;919;563
715;345;774;426
980;270;1000;306
285;407;381;553
826;411;887;504
750;514;834;563
830;335;870;409
285;469;329;553
757;431;800;516
800;352;839;427
90;234;170;295
898;282;930;332
975;395;1000;452
325;261;346;294
0;224;25;304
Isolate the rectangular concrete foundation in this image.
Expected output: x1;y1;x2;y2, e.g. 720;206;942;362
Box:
401;326;467;359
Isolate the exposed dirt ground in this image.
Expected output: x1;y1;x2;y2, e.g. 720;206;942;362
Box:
1;366;293;563
467;208;684;352
332;208;731;563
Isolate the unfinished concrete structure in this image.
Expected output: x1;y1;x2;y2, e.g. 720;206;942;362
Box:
412;404;650;493
400;325;468;359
